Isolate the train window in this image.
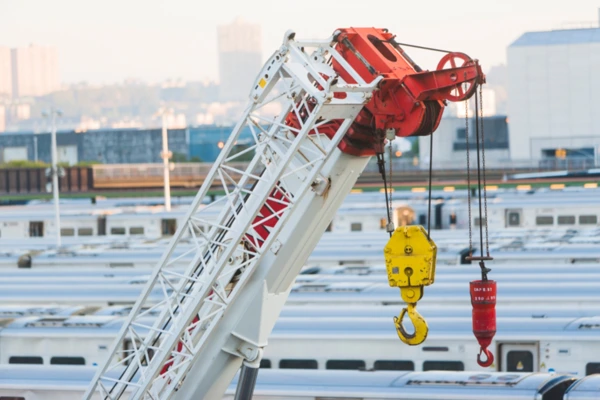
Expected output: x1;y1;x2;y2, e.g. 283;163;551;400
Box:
111;227;126;235
473;217;486;227
535;216;554;226
29;221;44;237
9;356;43;364
350;223;362;232
162;219;177;235
585;362;600;375
423;361;464;371
279;359;318;369
506;351;533;372
557;215;576;225
418;214;426;225
449;213;457;225
0;397;26;400
60;228;75;236
97;216;107;236
51;356;85;365
259;359;271;369
326;359;366;370
579;215;598;225
78;227;94;236
507;212;520;226
423;346;449;352
374;360;414;371
129;227;145;235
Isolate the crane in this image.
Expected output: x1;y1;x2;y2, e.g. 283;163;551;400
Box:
84;27;485;400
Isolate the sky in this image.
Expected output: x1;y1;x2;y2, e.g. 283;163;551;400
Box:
1;0;599;84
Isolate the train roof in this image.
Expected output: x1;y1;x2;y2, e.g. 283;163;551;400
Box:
564;374;600;400
0;366;577;399
229;370;577;398
3;315;600;341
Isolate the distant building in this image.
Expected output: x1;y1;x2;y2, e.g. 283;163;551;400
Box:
0;105;6;133
217;18;262;102
419;115;510;169
0;46;11;98
189;125;252;162
508;27;600;165
0;128;188;165
11;44;60;98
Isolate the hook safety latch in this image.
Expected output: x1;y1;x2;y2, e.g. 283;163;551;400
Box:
393;302;428;345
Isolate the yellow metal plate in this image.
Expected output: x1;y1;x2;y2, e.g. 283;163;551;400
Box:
384;225;437;288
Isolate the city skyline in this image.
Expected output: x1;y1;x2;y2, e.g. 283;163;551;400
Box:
1;0;598;85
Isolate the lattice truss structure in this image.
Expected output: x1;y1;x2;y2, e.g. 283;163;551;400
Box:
84;31;380;400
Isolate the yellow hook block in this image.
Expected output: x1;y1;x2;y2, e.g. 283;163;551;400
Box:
384;225;437;346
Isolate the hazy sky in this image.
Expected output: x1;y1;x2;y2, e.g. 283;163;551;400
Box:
1;0;598;84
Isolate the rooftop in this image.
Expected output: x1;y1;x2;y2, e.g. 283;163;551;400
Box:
510;27;600;47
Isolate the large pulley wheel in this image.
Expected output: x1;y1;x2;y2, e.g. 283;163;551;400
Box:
437;52;477;102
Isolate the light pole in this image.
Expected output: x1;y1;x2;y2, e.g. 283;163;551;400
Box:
42;108;62;248
159;108;173;212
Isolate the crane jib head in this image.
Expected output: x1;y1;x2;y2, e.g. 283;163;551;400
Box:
285;27;486;157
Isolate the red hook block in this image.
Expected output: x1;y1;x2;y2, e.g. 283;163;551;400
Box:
470;280;496;367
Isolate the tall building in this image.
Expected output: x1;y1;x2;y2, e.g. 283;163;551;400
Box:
508;27;600;163
0;46;11;98
11;44;60;98
217;18;262;102
0;105;6;132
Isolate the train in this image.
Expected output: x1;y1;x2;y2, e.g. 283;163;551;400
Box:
1;314;600;377
3;227;600;269
1;367;598;400
0;277;599;307
2;187;600;240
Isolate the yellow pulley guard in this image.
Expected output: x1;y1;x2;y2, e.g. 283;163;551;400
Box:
384;225;437;345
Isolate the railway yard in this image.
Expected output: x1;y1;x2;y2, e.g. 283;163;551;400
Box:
0;187;600;399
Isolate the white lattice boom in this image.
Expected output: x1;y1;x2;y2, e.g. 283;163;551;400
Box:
84;31;380;400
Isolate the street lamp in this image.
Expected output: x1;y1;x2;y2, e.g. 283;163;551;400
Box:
156;107;173;212
42;108;63;248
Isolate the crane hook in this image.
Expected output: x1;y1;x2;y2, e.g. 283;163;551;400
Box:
477;347;494;368
393;303;428;346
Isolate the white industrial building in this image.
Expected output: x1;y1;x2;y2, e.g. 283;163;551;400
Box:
418;87;508;170
508;27;600;165
418;114;509;170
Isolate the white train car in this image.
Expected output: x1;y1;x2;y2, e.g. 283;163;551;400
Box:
0;209;99;240
458;197;600;231
264;317;600;376
229;370;579;400
564;374;600;400
0;367;581;400
0;316;154;367
1;315;600;377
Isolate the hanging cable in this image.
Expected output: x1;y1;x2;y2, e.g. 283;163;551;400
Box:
479;85;490;257
466;81;496;369
427;133;433;239
377;151;393;238
464;82;473;257
388;136;394;231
